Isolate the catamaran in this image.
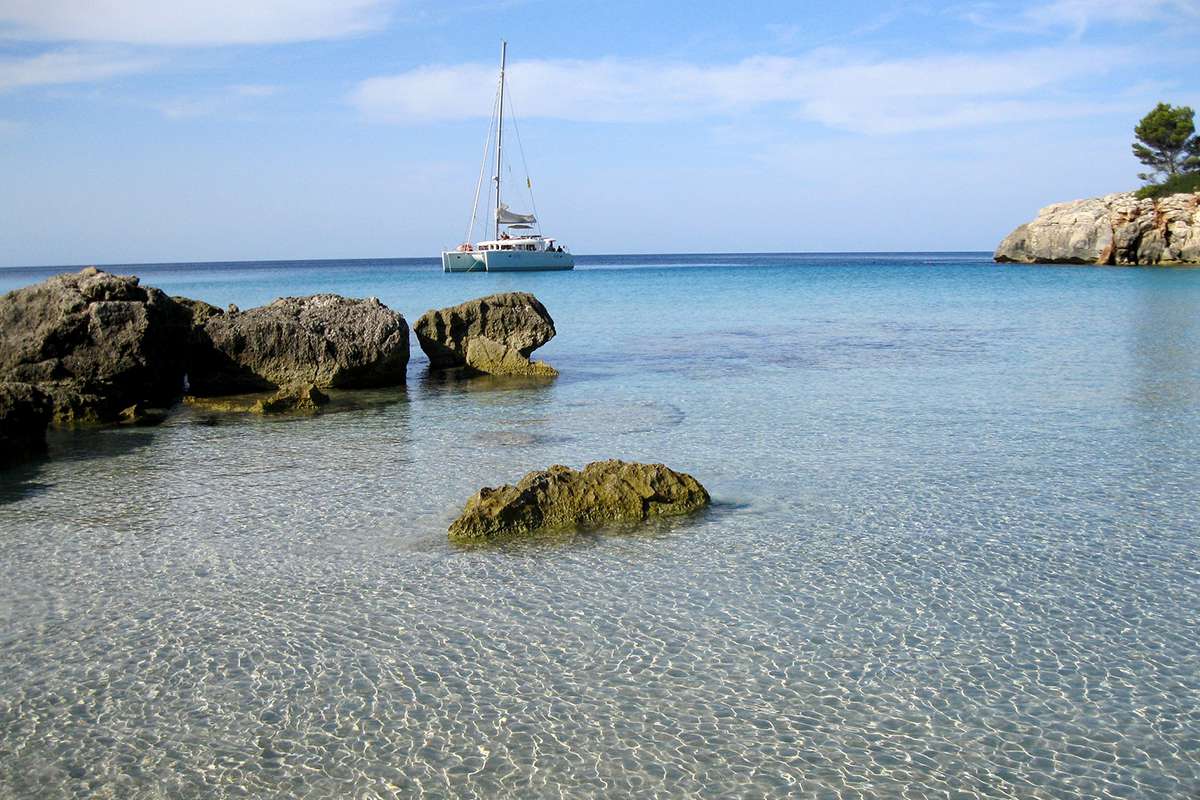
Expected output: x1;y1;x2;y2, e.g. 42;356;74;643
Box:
442;41;575;273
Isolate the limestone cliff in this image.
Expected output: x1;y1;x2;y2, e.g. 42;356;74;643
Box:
994;191;1200;266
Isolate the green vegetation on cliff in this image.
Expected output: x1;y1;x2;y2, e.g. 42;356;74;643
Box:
1136;172;1200;199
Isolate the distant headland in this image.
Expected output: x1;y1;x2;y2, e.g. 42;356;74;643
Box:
995;102;1200;266
994;190;1200;266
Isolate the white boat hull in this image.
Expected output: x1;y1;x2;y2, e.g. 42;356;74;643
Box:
442;250;574;272
442;251;486;272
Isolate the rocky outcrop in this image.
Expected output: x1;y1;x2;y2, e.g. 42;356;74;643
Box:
995;191;1200;265
0;382;52;464
0;268;192;421
414;292;557;376
448;460;710;543
188;294;408;395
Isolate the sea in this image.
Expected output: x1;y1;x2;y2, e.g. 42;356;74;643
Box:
1;253;1198;799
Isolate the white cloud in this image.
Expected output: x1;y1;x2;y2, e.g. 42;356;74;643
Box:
0;48;153;91
962;0;1199;37
1026;0;1198;31
0;0;392;46
350;46;1134;135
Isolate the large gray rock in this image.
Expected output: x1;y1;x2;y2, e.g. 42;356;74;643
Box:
0;268;192;421
414;292;556;376
448;460;710;543
995;191;1200;265
0;382;52;464
188;294;409;395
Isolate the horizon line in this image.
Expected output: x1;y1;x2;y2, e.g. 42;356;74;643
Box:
0;250;995;271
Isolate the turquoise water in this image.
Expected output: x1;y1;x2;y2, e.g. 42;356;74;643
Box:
1;253;1198;799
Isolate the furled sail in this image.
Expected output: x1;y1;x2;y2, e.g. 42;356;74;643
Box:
496;203;536;225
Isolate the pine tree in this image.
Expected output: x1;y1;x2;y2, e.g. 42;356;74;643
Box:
1132;103;1200;183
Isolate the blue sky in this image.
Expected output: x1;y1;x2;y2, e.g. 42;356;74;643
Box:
1;0;1198;266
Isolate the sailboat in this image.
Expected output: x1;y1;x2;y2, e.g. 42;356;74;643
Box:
441;41;575;272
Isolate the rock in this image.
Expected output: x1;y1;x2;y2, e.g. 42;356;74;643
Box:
184;394;259;413
118;402;167;426
0;268;193;421
254;384;329;414
189;294;408;395
184;384;329;414
464;337;558;377
448;460;710;543
414;292;557;375
995;191;1200;265
0;382;52;464
172;296;223;328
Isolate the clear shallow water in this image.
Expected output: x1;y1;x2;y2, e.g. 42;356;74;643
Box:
1;253;1198;799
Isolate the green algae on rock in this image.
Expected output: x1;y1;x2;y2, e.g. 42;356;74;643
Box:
464;336;558;377
448;460;710;543
255;384;329;414
183;384;329;415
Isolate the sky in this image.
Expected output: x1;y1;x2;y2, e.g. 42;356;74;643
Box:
1;0;1199;266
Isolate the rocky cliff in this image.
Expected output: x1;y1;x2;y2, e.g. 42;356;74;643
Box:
995;191;1200;266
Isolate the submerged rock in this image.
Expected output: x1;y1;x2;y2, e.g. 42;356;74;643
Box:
184;394;259;414
415;292;557;376
189;294;409;395
995;191;1200;265
255;384;329;414
118;402;168;426
448;459;710;543
184;384;330;414
0;382;52;464
0;268;193;421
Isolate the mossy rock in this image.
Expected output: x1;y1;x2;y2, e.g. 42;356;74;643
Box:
184;384;328;415
465;337;558;377
449;460;709;543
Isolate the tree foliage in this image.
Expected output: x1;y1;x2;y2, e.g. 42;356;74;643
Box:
1133;103;1200;183
1135;171;1200;199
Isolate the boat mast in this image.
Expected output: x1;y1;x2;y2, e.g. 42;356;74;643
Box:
494;40;506;242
